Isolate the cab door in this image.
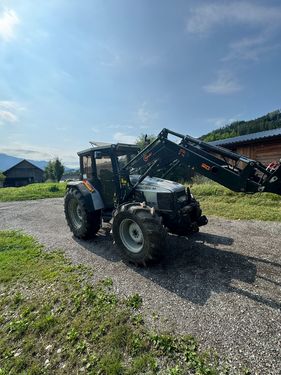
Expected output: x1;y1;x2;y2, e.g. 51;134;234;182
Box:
94;155;116;209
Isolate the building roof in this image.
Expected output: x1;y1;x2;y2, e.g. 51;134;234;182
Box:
3;159;44;174
78;143;140;156
209;128;281;147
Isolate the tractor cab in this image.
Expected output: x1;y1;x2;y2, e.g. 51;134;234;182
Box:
78;143;139;209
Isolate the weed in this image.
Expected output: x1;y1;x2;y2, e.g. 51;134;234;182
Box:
33;313;57;333
12;292;24;306
126;293;143;309
67;328;79;342
101;277;113;287
168;365;183;375
150;333;175;354
8;318;29;337
132;313;144;326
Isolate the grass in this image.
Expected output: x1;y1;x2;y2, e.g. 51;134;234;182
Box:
0;179;279;222
191;182;281;221
0;230;239;375
0;182;66;202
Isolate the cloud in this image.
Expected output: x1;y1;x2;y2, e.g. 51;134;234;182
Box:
203;71;242;95
0;143;79;167
113;132;136;144
223;34;280;62
0;101;25;125
0;110;18;123
186;2;281;63
207;117;240;128
137;102;158;124
0;147;52;159
186;2;281;34
0;9;19;41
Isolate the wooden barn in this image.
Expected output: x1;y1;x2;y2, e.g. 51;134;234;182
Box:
210;128;281;166
3;160;44;187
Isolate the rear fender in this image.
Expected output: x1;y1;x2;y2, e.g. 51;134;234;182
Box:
66;181;104;212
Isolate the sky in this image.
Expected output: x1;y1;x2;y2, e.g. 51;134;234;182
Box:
0;0;281;167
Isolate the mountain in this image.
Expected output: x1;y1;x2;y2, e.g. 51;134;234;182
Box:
201;110;281;142
0;153;48;172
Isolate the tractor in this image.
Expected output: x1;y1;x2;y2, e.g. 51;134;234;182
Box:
64;128;281;265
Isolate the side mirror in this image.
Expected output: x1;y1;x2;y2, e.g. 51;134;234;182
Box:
94;151;102;159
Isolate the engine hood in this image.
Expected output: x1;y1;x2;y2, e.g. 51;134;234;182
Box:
129;175;185;194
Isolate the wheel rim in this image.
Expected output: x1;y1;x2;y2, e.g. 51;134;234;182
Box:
68;198;83;230
119;219;144;253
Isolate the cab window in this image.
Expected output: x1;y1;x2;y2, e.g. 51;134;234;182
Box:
96;156;113;179
82;156;93;179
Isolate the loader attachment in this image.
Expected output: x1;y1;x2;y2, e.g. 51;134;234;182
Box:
119;128;281;203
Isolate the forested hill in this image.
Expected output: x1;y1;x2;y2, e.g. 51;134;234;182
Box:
201;110;281;142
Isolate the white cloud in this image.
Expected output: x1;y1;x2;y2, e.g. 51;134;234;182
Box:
203;71;242;95
186;2;281;63
0;110;17;123
0;9;19;41
0;143;79;168
137;102;158;124
0;100;25;125
207;117;240;128
223;34;280;62
186;2;281;34
113;132;136;144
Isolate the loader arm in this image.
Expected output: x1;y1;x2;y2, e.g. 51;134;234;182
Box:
119;128;281;203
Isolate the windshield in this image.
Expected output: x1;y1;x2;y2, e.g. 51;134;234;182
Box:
118;154;137;170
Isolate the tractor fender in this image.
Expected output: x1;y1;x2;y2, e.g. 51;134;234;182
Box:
66;181;104;212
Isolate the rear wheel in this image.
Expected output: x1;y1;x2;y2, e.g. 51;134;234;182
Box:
64;188;101;239
112;204;167;265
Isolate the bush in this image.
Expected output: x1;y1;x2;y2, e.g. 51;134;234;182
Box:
48;185;59;192
0;172;5;187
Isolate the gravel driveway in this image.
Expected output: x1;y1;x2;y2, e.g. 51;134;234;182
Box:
0;198;280;374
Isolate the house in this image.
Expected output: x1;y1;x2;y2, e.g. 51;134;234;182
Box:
210;128;281;166
3;160;44;187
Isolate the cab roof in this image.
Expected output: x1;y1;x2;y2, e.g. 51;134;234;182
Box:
78;143;140;157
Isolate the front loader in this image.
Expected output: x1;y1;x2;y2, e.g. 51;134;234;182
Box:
64;128;281;265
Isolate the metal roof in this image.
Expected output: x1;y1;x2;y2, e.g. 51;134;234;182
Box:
209;128;281;146
78;143;139;156
3;159;44;174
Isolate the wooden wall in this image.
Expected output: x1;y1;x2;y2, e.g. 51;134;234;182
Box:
231;138;281;166
5;160;44;182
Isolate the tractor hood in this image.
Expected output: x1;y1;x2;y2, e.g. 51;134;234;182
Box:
129;175;185;194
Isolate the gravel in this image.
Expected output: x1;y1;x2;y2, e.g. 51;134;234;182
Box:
0;198;280;374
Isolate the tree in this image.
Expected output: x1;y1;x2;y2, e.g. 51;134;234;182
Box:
0;172;5;187
45;158;65;182
136;133;157;150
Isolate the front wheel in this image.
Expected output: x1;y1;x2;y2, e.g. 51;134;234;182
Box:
64;188;101;239
112;204;167;266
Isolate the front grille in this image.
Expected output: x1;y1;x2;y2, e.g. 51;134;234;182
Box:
157;193;174;210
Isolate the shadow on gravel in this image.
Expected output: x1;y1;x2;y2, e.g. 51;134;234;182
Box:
74;229;281;310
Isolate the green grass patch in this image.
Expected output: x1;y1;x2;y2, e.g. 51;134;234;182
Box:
0;182;66;202
0;230;239;374
191;182;281;221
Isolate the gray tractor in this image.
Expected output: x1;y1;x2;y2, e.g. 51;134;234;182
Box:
64;128;281;265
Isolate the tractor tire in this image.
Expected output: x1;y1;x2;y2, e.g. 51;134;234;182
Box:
112;204;167;266
64;188;101;239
